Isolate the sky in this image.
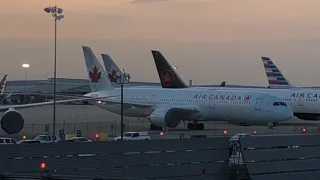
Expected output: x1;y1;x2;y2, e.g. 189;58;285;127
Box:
1;0;320;86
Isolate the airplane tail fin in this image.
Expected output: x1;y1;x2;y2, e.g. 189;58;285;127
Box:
220;81;226;87
0;74;7;94
101;54;128;83
151;50;188;88
82;46;114;92
261;57;293;88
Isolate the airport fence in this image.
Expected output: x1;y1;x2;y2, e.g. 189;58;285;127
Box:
0;138;231;180
3;119;320;141
240;134;320;180
8;119;152;140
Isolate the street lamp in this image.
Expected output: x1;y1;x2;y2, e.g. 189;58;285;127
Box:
44;5;64;141
116;69;130;140
22;64;30;103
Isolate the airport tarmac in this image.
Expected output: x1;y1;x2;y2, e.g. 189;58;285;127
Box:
1;105;320;139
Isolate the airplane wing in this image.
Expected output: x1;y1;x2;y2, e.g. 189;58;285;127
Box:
167;105;200;117
0;96;118;112
98;100;199;113
97;100;152;109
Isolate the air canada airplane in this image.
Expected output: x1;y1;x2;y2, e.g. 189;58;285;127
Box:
101;54;130;84
83;46;292;130
0;75;113;135
0;95;110;135
101;53;226;88
151;50;320;121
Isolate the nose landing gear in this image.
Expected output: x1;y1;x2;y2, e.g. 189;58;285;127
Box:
187;122;204;130
268;122;275;129
150;124;163;131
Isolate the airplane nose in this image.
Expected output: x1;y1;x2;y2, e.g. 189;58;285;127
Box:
281;108;293;121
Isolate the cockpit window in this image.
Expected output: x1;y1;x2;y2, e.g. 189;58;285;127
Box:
273;102;287;106
279;102;287;106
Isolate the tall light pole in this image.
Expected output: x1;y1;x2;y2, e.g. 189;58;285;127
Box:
116;70;130;140
44;6;64;140
22;64;30;104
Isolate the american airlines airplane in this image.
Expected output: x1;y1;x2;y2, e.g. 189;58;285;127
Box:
151;50;320;121
261;57;293;89
0;74;7;94
83;46;292;130
0;74;9;98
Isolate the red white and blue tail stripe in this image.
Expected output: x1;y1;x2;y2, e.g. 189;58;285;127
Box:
0;74;7;94
261;57;292;88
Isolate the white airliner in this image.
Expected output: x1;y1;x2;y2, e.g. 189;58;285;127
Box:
151;50;320;121
82;46;292;130
101;54;130;84
101;53;226;89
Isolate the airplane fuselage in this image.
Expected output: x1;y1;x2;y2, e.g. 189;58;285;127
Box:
85;88;292;126
207;87;320;119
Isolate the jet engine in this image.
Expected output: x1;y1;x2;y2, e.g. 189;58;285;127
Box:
149;108;181;128
1;108;24;134
296;115;320;121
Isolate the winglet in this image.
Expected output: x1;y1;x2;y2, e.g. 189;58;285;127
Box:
151;50;188;88
261;56;293;88
220;81;226;87
82;46;114;91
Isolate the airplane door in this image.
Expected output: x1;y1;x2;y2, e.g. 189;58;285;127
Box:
209;101;215;108
298;98;304;106
255;98;263;110
151;95;156;102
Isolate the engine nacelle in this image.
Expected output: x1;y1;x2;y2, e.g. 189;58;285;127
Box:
1;108;24;134
149;108;181;128
296;115;320;121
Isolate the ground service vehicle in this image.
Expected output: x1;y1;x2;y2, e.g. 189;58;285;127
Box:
114;132;151;141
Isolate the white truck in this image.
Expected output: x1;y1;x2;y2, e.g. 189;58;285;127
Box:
114;131;151;141
33;135;60;143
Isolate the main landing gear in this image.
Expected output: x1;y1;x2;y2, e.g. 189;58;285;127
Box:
150;124;163;131
268;122;277;129
187;122;204;130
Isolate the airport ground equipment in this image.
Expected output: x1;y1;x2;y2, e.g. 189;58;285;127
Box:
114;131;151;141
240;134;320;180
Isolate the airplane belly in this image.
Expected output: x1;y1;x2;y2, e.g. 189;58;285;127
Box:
206;105;266;124
205;106;230;121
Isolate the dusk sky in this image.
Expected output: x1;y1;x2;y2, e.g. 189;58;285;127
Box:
1;0;320;86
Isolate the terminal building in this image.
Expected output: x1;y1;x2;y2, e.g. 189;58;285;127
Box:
3;78;162;104
3;77;266;104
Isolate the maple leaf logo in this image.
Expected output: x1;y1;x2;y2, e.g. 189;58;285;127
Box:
89;66;101;83
108;69;119;82
161;70;174;87
245;95;251;101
